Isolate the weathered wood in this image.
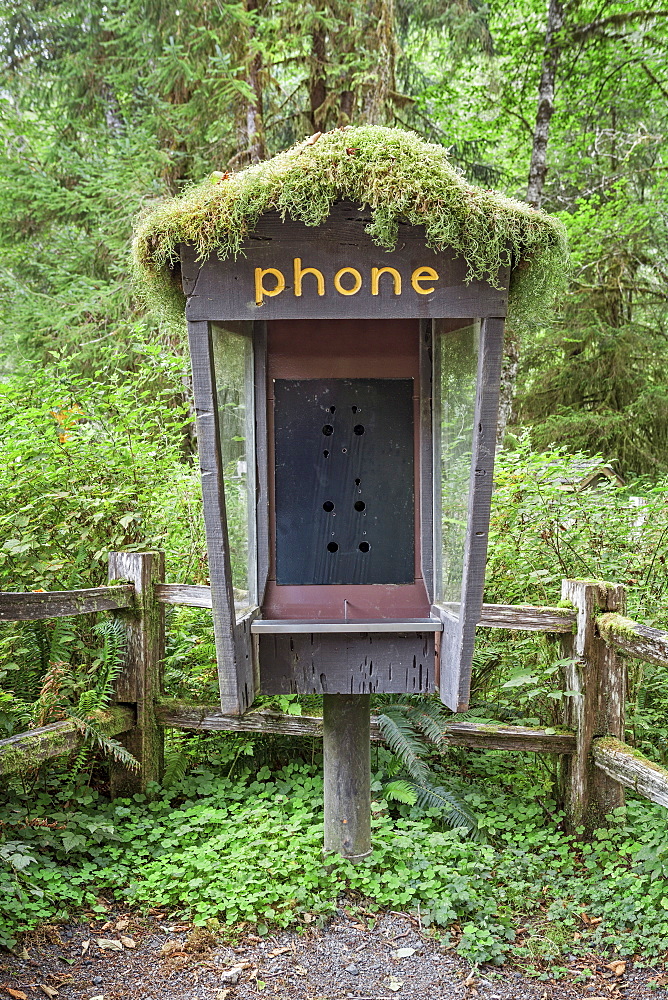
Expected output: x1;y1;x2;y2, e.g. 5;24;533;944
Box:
0;707;134;775
477;603;577;632
593;737;668;809
561;580;626;834
155;584;213;608
598;613;668;667
155;701;577;752
323;695;371;861
181;204;510;322
188;320;255;714
108;552;165;796
0;585;134;622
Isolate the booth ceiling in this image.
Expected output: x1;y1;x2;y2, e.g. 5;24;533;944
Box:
132;125;568;328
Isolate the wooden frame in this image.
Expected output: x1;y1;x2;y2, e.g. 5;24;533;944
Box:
180;205;509;713
6;565;668;834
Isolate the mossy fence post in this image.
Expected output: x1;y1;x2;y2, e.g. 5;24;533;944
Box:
108;551;165;797
560;579;626;835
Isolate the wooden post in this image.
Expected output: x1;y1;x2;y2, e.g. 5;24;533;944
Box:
323;694;371;862
560;579;626;835
108;551;165;797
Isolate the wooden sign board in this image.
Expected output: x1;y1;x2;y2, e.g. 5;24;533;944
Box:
180;203;509;321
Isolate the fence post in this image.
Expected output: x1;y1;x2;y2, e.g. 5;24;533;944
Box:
108;551;165;797
560;579;626;835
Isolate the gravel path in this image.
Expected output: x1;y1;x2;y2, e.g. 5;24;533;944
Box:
1;907;665;1000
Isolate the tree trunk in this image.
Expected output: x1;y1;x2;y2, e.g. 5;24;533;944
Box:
527;0;564;208
496;328;519;449
361;0;397;124
234;0;267;166
309;22;328;132
499;0;564;445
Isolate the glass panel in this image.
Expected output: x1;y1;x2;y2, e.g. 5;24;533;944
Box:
211;322;256;618
434;320;480;612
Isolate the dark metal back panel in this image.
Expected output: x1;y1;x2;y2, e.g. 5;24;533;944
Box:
274;378;414;585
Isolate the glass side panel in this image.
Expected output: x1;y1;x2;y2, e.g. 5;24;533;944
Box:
211;322;256;618
434;320;480;611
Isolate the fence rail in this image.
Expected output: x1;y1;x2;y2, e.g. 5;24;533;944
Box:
0;585;134;622
1;557;668;835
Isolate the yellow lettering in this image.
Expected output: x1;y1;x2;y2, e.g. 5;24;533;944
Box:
254;267;285;306
293;257;325;297
411;266;439;295
334;267;362;296
371;266;402;296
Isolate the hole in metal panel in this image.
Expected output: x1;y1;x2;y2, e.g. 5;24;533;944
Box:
323;449;329;457
329;405;336;413
358;541;370;553
354;478;361;485
322;424;334;436
353;424;365;435
354;500;366;512
327;542;339;553
352;405;359;413
323;501;335;512
342;447;347;453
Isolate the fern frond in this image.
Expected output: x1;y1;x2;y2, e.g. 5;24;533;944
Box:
383;779;418;805
91;618;127;706
410;780;481;840
377;711;430;783
163;732;190;787
406;702;449;745
68;715;140;771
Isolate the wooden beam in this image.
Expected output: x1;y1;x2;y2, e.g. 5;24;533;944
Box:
0;707;135;775
0;586;134;622
477;604;577;632
155;584;213;608
593;737;668;809
598;613;668;667
156;702;577;753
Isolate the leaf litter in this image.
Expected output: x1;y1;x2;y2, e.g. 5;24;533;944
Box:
0;908;664;1000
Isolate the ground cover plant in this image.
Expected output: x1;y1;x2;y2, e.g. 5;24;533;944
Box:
2;746;668;969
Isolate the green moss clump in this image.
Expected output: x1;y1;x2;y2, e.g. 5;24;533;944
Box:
132;125;568;329
597;613;640;641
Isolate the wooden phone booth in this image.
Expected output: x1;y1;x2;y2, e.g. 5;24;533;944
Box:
132;126;567;856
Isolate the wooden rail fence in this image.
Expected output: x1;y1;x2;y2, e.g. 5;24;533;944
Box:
2;552;668;834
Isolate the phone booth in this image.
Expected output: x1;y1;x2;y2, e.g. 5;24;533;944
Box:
134;126;564;858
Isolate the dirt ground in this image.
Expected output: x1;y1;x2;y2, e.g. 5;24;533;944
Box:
1;907;666;1000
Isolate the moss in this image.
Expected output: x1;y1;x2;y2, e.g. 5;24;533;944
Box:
132;125;568;331
596;736;668;779
597;613;639;641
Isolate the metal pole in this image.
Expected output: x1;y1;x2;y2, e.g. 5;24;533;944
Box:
323;694;371;862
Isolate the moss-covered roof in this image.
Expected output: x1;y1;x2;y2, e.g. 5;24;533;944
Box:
132;125;568;328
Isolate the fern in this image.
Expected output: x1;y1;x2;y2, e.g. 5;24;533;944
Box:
375;693;482;840
66;617;139;773
410;781;481;840
383;779;418;805
376;710;431;784
162;732;190;786
68;715;140;771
